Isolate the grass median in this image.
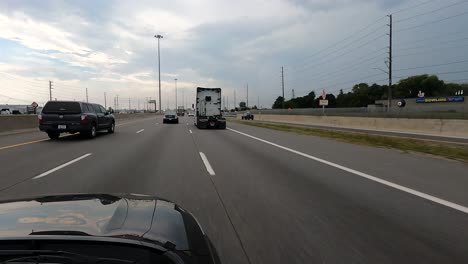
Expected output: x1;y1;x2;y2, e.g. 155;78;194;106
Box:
230;119;468;163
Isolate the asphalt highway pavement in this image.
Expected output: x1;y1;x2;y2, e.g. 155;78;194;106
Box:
0;116;467;263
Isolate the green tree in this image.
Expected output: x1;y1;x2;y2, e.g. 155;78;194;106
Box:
395;74;444;97
281;91;316;109
272;96;285;109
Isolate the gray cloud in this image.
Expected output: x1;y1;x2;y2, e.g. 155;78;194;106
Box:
0;0;467;108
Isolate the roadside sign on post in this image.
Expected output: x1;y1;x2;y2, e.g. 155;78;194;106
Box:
320;89;327;114
31;102;38;108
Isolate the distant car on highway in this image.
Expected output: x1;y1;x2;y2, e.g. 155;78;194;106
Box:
163;112;179;124
241;112;254;120
39;101;115;139
188;112;194;117
0;193;220;264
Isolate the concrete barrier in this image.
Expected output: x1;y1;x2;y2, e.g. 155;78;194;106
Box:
238;114;468;138
0;115;38;133
0;113;156;134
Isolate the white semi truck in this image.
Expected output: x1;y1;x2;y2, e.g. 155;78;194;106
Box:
195;87;226;129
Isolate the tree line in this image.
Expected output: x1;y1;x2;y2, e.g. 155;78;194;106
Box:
272;74;468;109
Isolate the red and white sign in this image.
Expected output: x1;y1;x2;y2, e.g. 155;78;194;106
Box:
31;102;38;108
321;89;326;100
319;100;329;106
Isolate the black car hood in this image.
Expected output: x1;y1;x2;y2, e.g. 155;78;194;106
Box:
0;194;201;252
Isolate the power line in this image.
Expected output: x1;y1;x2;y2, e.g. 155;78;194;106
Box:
289;49;387;87
394;59;468;71
292;16;387;68
446;78;468;82
290;55;385;89
293;33;387;74
437;69;468;75
321;72;387;89
394;42;468;57
395;31;468;46
390;0;439;15
0;72;48;85
394;36;468;51
395;10;468;32
0;93;37;103
395;0;468;23
394;69;468;79
295;25;387;71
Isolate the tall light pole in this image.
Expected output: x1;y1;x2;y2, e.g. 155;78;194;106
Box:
155;34;163;113
174;78;178;109
388;14;393;112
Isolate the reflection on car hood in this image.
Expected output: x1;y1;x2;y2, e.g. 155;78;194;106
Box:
0;194;193;251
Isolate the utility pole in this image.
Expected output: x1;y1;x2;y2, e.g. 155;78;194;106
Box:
257;96;260;109
49;81;53;101
174;78;178;109
281;66;285;109
227;96;229;110
86;88;88;103
138;99;140;111
116;95;119;111
155;34;163;113
104;92;107;109
128;98;131;110
292;89;295;99
246;83;249;108
234;90;236;109
388;14;393;112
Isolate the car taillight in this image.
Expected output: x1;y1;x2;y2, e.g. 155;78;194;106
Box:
80;114;88;124
38;114;42;124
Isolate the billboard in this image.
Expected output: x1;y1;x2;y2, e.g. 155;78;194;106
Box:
415;96;464;103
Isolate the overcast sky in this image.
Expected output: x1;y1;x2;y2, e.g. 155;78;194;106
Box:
0;0;467;109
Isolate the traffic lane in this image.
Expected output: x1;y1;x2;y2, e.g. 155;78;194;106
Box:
192;126;468;263
0;117;158;192
255;120;468;144
227;122;468;207
0;129;47;149
0;117;157;150
0;121;248;264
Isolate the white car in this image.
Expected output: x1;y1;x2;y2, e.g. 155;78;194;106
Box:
188;112;194;117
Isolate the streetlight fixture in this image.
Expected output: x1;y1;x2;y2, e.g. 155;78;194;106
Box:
174;78;178;110
155;34;163;113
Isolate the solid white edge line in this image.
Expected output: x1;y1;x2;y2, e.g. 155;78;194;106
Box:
227;128;468;214
189;129;193;134
199;152;215;176
33;153;92;180
136;129;145;133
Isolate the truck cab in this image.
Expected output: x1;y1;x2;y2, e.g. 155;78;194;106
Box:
195;87;226;129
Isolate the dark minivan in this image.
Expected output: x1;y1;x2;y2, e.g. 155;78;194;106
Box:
39;101;115;139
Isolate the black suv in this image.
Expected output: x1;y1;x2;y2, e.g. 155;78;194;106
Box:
39;101;115;139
